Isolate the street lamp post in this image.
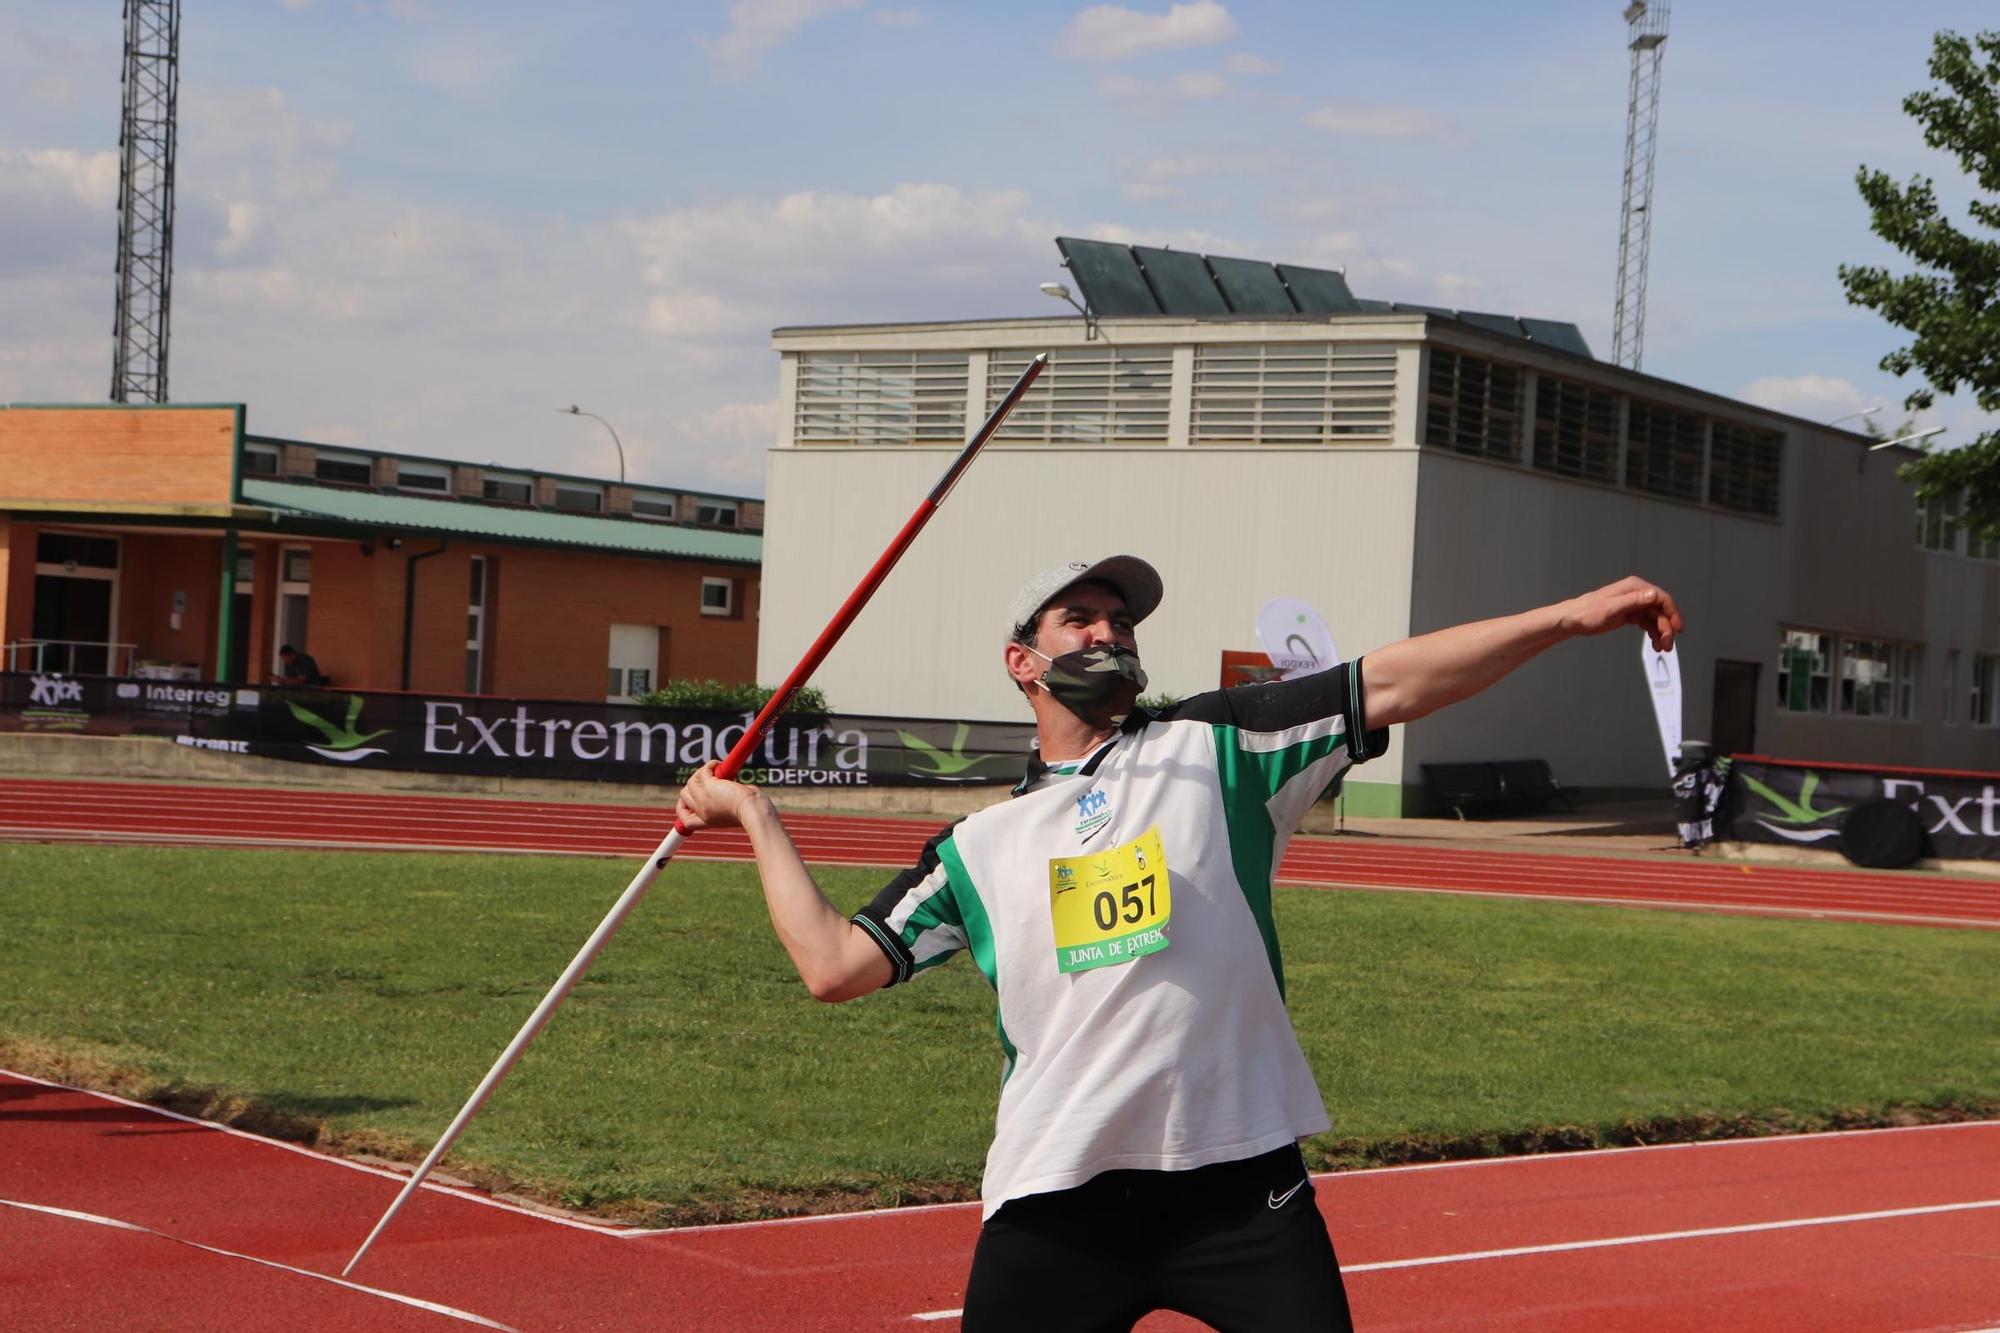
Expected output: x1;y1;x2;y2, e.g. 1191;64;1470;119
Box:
559;405;626;484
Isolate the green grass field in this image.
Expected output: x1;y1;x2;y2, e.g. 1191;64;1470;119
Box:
1;842;1995;1223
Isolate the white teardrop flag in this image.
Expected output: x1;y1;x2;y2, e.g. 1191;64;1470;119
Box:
1641;640;1683;778
1255;597;1340;680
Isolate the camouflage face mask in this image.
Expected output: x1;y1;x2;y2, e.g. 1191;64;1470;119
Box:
1027;644;1149;727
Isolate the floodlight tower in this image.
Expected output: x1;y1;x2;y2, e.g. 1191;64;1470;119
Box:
111;0;181;404
1611;0;1669;371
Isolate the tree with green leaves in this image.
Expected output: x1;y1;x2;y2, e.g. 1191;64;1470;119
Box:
1839;29;2000;543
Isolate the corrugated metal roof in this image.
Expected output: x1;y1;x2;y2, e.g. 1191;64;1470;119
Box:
242;479;761;564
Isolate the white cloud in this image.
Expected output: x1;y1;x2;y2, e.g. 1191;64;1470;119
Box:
397;29;531;96
703;0;865;79
872;7;926;25
1736;374;1876;425
1221;52;1275;75
1305;101;1455;143
1098;70;1229;101
1057;1;1236;61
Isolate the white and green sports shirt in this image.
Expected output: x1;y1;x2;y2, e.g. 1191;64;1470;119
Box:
854;660;1386;1218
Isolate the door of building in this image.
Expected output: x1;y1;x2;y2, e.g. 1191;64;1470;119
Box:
1711;659;1760;757
31;531;121;674
607;624;661;702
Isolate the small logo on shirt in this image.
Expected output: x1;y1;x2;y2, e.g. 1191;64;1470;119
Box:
1074;788;1112;839
1268;1179;1308;1210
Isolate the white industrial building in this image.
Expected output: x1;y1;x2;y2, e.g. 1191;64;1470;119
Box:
757;240;2000;815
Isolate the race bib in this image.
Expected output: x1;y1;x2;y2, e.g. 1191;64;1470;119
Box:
1049;826;1171;974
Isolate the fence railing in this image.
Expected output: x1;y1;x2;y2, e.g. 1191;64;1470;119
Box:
3;640;139;676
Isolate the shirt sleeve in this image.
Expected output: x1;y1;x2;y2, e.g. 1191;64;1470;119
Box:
1151;657;1387;837
852;819;970;988
1152;657;1387;760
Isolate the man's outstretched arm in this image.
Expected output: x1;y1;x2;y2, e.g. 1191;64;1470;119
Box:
675;763;894;1002
1361;575;1683;730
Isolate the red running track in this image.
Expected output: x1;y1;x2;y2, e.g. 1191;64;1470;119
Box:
4;1070;1998;1330
4;777;1996;930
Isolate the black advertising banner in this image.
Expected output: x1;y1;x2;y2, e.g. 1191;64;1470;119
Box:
1729;756;2000;862
0;672;1036;788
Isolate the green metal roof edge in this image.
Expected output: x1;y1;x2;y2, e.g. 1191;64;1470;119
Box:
240;479;761;564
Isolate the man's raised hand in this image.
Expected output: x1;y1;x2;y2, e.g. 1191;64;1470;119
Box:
1558;576;1684;651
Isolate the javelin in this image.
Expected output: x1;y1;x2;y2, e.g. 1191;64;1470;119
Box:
343;353;1045;1276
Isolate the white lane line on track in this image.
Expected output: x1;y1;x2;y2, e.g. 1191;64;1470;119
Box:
638;1119;2000;1237
901;1196;2000;1323
0;1069;640;1238
1341;1196;2000;1273
8;1066;1997;1246
0;1197;520;1331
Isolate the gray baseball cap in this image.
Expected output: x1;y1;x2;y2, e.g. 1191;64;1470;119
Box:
1007;556;1164;640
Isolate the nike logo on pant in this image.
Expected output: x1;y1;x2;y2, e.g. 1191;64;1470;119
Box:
1267;1178;1308;1210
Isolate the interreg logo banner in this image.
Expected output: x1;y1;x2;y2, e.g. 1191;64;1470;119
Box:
1730;758;2000;862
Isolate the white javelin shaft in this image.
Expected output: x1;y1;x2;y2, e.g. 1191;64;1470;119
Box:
342;353;1047;1277
341;823;685;1276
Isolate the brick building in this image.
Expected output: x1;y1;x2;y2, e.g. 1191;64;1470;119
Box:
0;404;762;702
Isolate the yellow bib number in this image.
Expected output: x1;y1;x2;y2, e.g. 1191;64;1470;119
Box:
1049;826;1170;974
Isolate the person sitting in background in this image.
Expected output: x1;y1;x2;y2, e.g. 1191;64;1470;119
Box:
272;644;328;687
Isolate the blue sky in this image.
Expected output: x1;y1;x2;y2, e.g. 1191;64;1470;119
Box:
3;1;1995;493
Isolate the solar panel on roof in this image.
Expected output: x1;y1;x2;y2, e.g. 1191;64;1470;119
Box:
1206;255;1296;315
1133;246;1230;315
1274;264;1360;314
1056;237;1162;317
1518;318;1594;358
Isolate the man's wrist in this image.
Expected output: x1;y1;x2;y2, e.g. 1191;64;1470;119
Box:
738;788;779;834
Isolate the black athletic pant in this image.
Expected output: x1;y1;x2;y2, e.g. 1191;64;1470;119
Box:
961;1146;1354;1333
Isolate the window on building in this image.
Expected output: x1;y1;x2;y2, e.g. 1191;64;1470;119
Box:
554;483;603;513
1974;654;1999;727
1191;342;1396;444
466;556;488;694
36;532;120;569
794;349;970;445
282;548;312;584
989;346;1172;444
1944;649;1960;724
1708;421;1783;517
243;444;280;476
1776;629;1831;714
1836;637;1919;719
1530;374;1618;482
484;472;533;505
694;498;739;527
631;491;675;520
315;450;374;486
1424;349;1522;461
397;461;450;493
1916;490;1963;553
234;549;255;584
1624;401;1704;502
701;577;734;616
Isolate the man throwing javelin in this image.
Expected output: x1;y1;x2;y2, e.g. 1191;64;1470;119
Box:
676;556;1683;1332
